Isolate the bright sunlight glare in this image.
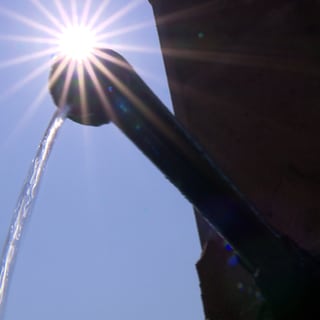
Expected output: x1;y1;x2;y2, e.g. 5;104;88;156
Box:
58;25;97;61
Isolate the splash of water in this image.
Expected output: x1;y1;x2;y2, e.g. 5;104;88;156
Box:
0;106;69;317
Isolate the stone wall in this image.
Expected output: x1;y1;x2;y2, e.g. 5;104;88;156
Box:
149;1;320;319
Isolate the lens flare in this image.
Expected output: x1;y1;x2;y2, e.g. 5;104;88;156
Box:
58;25;97;61
0;0;161;120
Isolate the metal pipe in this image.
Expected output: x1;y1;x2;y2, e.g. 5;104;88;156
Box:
49;48;320;319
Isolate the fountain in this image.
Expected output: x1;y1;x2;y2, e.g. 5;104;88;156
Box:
0;105;69;317
49;48;320;319
0;46;319;319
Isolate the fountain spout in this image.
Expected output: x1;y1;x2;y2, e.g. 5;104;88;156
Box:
49;48;320;320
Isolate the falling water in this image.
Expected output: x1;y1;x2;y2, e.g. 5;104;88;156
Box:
0;105;69;318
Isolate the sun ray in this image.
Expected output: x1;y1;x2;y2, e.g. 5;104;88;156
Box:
95;44;163;82
90;54;141;104
0;47;57;69
3;82;54;150
92;48;134;72
80;0;93;26
54;0;72;28
0;0;182;128
0;34;57;45
76;61;89;124
83;58;115;120
48;56;70;89
89;53;150;119
160;47;319;75
0;59;53;100
93;0;143;34
70;0;79;26
97;47;169;85
153;1;215;29
0;5;60;38
90;53;201;158
87;0;110;30
89;54;181;147
96;20;153;42
29;82;54;112
58;59;76;107
30;0;65;33
106;43;158;54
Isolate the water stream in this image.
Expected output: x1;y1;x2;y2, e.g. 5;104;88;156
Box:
0;105;69;318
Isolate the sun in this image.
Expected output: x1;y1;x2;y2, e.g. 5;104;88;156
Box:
0;1;152;102
0;0;157;118
58;24;97;62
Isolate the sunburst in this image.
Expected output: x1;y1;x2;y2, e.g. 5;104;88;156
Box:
0;0;162;313
0;0;297;119
0;0;259;142
57;24;97;61
0;0;157;120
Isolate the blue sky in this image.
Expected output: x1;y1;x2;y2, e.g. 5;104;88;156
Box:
0;1;203;319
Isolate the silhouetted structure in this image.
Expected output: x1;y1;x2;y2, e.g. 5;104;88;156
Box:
149;1;320;319
49;2;320;316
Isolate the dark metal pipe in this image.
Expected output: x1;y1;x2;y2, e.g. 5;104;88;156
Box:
49;49;320;319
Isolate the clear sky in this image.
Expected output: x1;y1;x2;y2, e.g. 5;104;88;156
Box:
0;1;203;319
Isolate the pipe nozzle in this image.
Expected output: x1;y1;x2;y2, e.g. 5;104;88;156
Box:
48;48;132;126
